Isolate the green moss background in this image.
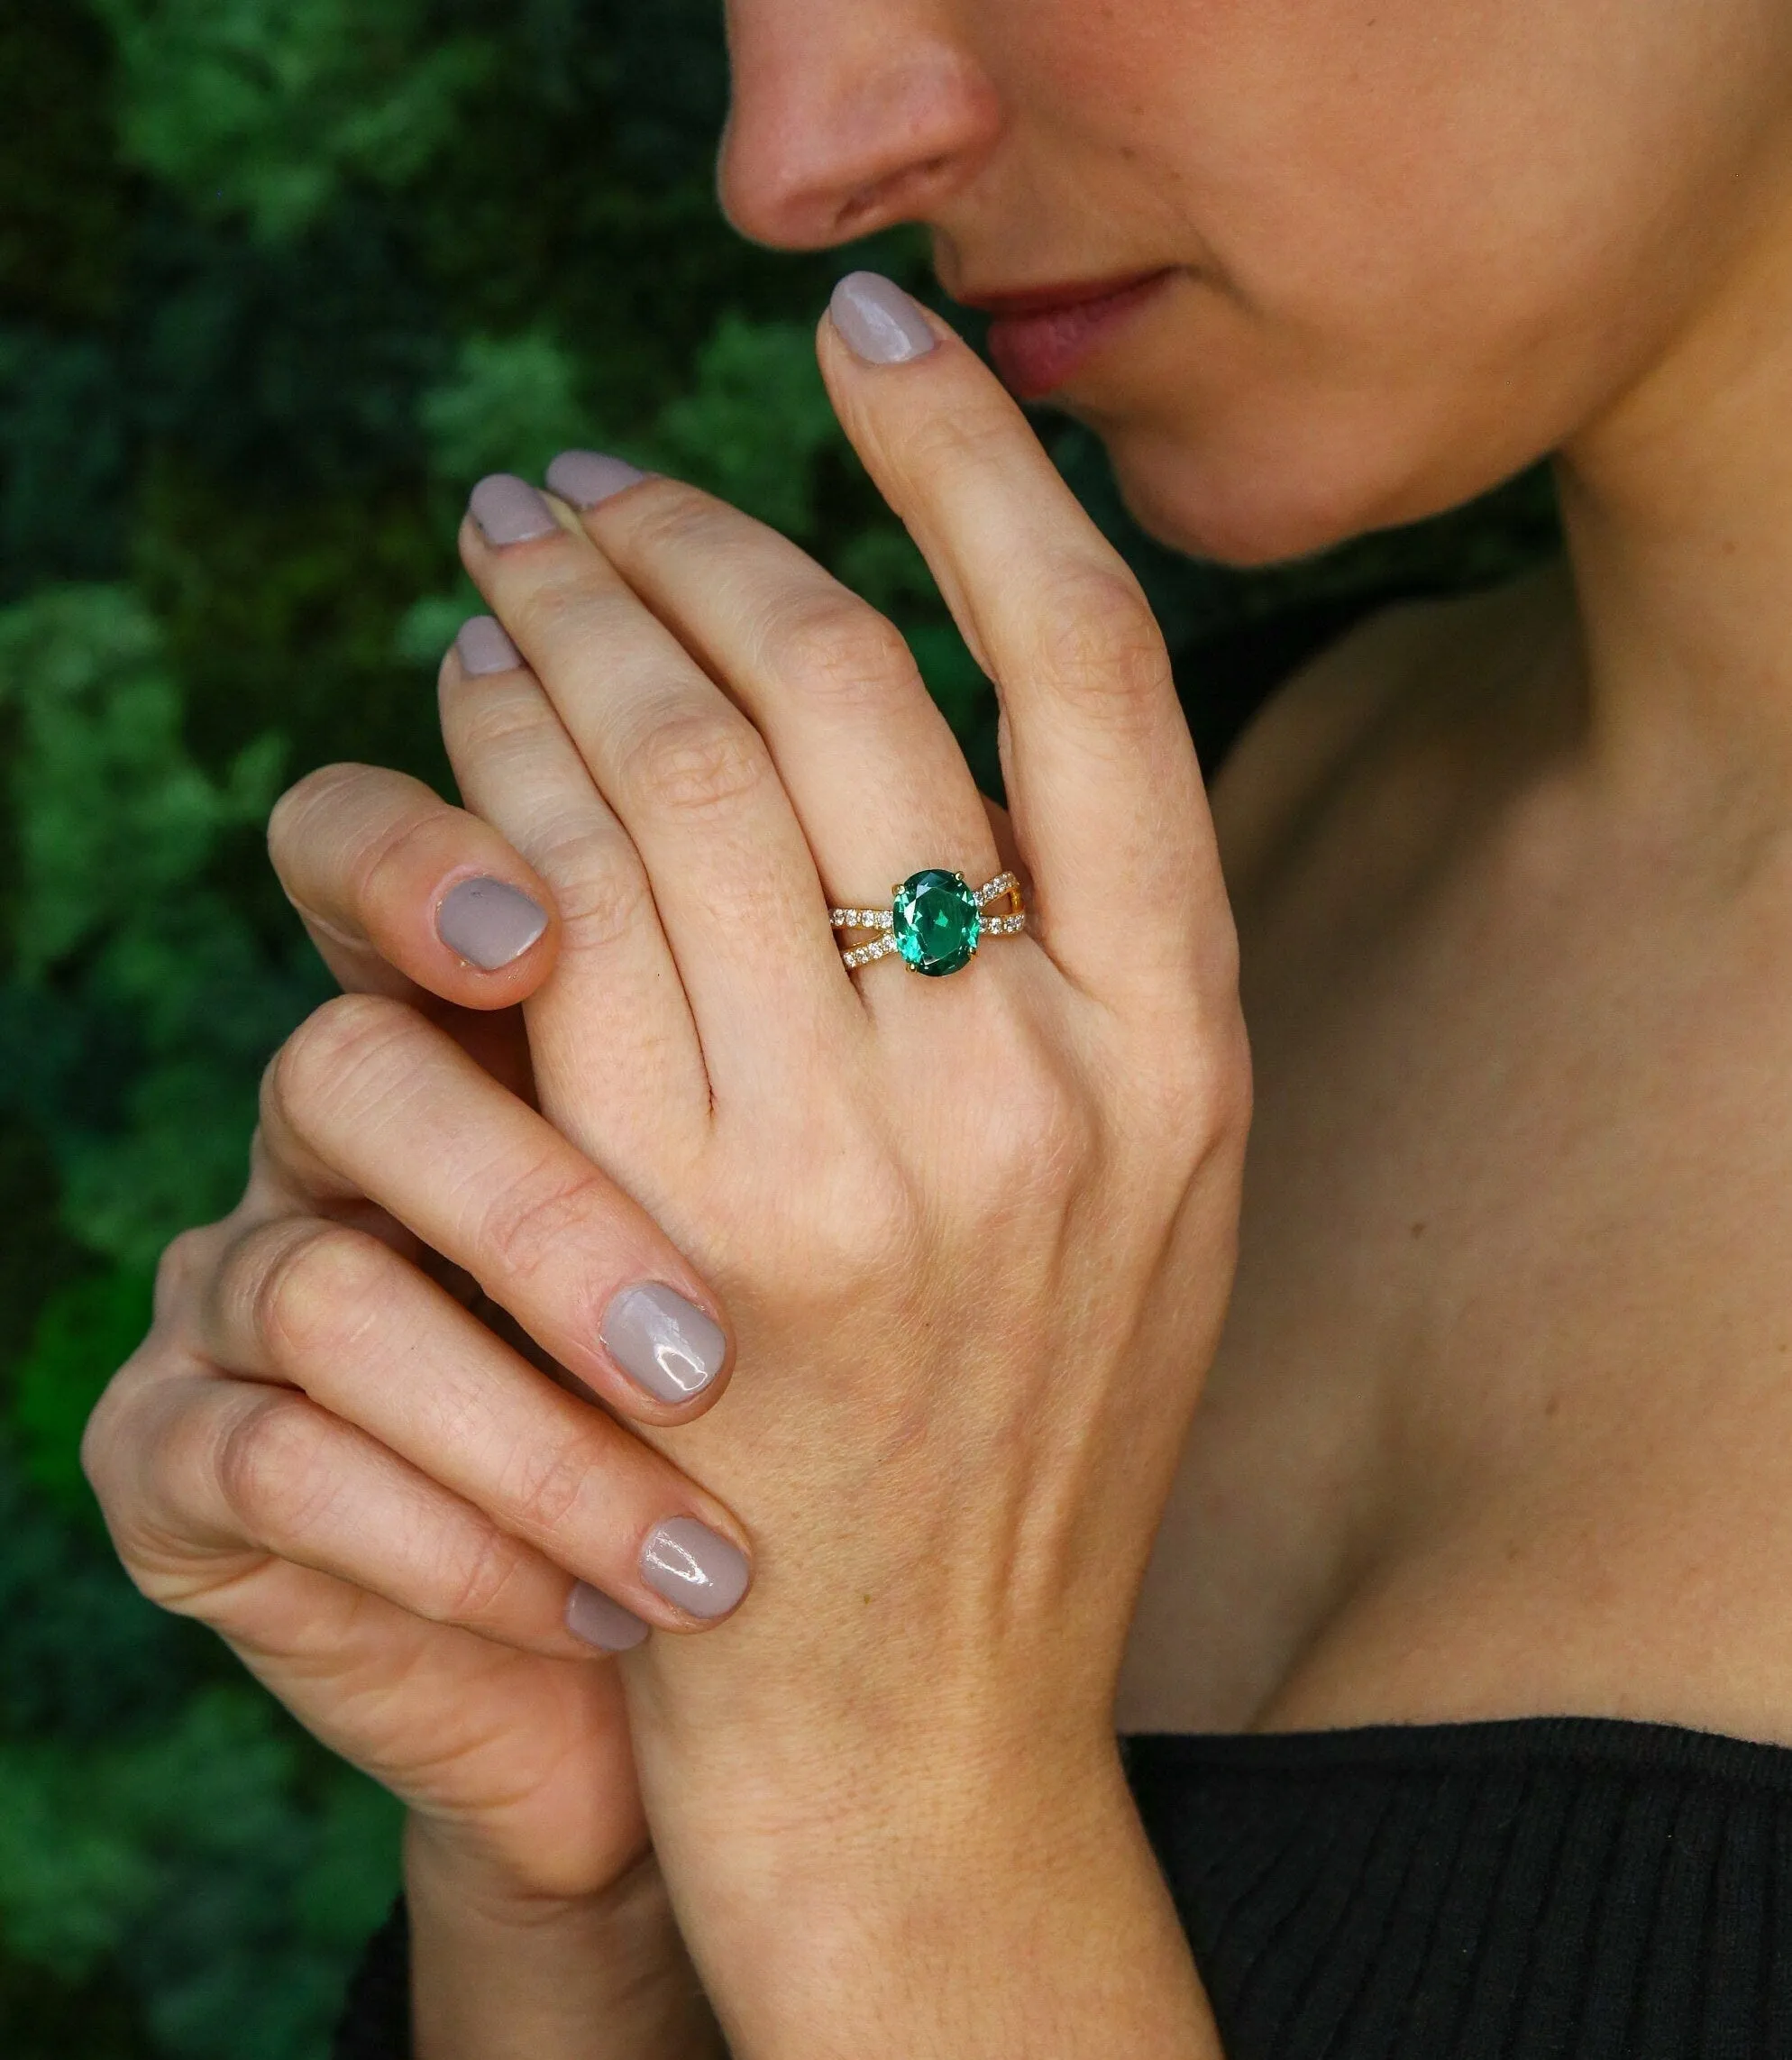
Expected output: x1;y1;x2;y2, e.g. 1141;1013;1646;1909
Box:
0;3;1559;2051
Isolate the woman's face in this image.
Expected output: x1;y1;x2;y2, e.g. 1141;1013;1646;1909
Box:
720;0;1792;563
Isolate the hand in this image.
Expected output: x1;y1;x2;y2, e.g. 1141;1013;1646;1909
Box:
80;874;753;1910
427;276;1248;2051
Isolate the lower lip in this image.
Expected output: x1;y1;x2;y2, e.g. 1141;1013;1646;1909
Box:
984;273;1174;401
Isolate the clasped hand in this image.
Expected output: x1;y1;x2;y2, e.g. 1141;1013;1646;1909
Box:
85;280;1248;1956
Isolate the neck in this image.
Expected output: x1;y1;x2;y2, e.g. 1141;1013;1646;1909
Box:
1558;158;1792;808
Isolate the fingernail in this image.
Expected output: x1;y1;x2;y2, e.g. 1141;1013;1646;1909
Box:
601;1284;727;1404
437;876;549;969
469;472;561;546
828;271;937;366
546;450;649;509
566;1582;650;1653
640;1517;750;1620
455;615;524;677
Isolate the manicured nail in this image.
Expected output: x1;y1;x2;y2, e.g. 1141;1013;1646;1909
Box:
469;472;561;545
566;1582;650;1653
828;271;937;365
640;1518;750;1620
601;1284;727;1404
436;877;549;969
455;615;524;677
546;451;648;509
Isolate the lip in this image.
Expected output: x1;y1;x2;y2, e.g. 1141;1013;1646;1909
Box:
962;269;1175;400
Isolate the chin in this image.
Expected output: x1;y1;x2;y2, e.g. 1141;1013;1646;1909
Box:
1098;424;1424;568
1092;399;1539;572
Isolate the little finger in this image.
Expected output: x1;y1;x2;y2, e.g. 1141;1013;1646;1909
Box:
110;1369;650;1656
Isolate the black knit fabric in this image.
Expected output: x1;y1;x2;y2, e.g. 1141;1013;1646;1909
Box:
332;1718;1792;2056
331;1894;410;2059
1126;1717;1792;2060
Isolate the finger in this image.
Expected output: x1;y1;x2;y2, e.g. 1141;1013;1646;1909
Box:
546;458;996;926
105;1366;649;1655
437;638;709;1174
190;1213;752;1630
268;749;558;1009
817;274;1229;1008
455;474;854;1104
261;995;736;1424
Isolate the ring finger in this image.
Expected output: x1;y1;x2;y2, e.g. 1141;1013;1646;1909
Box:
547;460;1000;937
458;478;857;1106
123;1365;648;1657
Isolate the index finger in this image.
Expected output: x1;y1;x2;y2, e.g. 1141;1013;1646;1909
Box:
816;273;1229;1011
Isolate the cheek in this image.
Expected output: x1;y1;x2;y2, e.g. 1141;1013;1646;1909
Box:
1063;0;1784;562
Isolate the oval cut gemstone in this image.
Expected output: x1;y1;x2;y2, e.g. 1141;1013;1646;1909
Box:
891;868;981;975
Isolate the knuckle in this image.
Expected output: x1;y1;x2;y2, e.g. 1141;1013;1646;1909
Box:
264;761;361;863
270;992;424;1131
1004;1057;1099;1190
1195;1019;1255;1152
155;1223;215;1313
785;1126;922;1285
434;1525;532;1625
758;593;914;708
443;672;558;759
530;822;654;953
215;1393;342;1543
500;1426;608;1539
247;1219;390;1366
1025;564;1168;714
355;802;461;903
623;488;733;563
474;1161;612;1294
620;704;771;819
1127;1013;1253;1173
79;1378;133;1507
895;404;1012;484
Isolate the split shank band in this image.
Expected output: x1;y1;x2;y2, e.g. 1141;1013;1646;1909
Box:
830;868;1026;978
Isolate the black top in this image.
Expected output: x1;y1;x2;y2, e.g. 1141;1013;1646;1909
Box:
333;1717;1792;2057
1128;1717;1792;2059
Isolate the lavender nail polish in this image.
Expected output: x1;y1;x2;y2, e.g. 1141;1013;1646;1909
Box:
566;1582;650;1653
455;615;524;677
437;877;549;969
601;1284;727;1404
469;472;562;546
640;1518;750;1620
828;272;937;365
546;451;649;509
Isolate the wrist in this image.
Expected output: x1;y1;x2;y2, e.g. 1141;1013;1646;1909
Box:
631;1734;1211;2059
406;1819;722;2060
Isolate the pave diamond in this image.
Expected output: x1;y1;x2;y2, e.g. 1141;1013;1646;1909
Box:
891;868;981;976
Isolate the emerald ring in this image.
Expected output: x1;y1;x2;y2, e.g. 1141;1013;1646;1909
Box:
831;869;1025;977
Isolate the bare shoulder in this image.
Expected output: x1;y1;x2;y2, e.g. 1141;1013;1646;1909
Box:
1208;568;1568;900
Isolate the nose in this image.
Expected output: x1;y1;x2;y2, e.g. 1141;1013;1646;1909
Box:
719;0;1002;249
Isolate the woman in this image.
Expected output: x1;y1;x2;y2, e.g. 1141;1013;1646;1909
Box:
82;0;1792;2054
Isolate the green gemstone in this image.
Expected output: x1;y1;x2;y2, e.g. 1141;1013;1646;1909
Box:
891;868;981;975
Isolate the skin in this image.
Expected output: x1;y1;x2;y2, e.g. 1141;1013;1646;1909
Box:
82;0;1792;2052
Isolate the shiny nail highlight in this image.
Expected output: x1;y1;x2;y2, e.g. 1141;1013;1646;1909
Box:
640;1518;750;1620
828;272;937;365
455;615;523;677
566;1582;650;1653
469;472;561;545
436;876;548;969
546;450;648;509
601;1284;727;1404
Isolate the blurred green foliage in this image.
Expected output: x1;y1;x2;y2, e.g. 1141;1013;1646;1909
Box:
0;0;1559;2051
